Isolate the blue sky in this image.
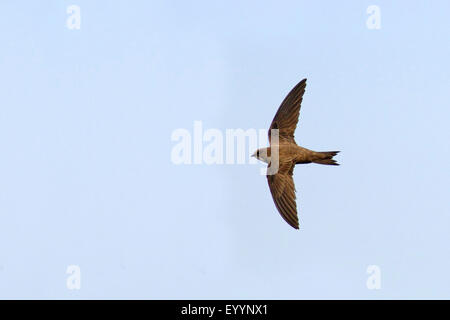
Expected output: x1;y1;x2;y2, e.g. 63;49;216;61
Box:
0;1;449;299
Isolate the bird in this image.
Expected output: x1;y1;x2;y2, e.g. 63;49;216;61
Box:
251;78;339;229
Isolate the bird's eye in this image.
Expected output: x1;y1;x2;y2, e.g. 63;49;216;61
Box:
257;150;260;157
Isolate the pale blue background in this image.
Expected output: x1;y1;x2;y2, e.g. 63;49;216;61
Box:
0;1;449;299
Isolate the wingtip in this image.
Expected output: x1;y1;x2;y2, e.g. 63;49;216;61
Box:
290;222;300;230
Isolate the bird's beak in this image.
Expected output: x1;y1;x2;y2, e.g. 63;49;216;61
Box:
251;153;256;158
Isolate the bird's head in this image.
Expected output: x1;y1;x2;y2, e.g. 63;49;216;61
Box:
251;148;270;164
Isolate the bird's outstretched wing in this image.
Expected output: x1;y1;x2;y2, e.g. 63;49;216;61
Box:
268;78;307;144
267;160;299;229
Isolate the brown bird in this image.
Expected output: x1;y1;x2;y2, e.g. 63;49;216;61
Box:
251;78;339;229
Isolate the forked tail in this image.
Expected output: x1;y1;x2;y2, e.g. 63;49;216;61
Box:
312;151;340;166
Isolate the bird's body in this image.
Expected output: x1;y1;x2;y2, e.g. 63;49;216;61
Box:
256;145;324;164
252;78;339;229
256;145;339;165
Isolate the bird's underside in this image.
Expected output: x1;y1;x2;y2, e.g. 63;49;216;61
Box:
253;78;340;229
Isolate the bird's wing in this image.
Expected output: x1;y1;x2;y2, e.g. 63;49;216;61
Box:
268;78;307;144
267;160;299;229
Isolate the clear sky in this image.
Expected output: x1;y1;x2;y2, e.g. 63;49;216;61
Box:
0;1;449;299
